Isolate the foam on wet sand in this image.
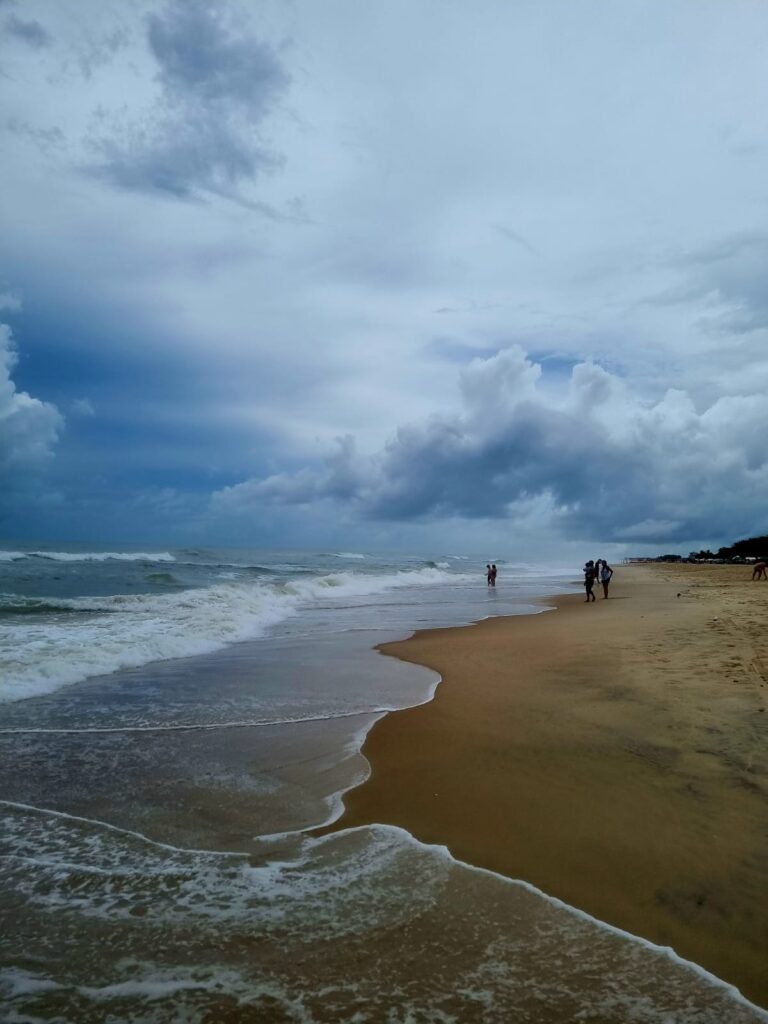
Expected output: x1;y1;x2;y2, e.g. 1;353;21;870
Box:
329;563;768;1009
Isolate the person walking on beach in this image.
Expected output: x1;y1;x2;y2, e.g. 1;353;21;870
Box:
752;561;767;580
599;560;614;598
583;560;596;602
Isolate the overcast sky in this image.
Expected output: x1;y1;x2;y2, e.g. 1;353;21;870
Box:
2;0;768;558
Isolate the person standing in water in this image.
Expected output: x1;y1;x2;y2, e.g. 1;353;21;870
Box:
486;564;493;586
490;564;497;587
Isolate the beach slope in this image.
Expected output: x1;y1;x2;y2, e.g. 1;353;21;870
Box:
326;564;768;1007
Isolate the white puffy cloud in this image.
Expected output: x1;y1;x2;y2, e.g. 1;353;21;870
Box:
0;322;62;477
212;347;768;545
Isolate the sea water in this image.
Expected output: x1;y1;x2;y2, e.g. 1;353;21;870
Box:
1;545;766;1023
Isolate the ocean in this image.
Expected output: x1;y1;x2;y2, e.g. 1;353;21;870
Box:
1;544;766;1023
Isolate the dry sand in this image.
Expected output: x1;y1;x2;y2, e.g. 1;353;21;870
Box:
324;563;768;1007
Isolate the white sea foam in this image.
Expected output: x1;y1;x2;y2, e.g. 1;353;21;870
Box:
281;566;452;602
3;804;766;1024
334;551;366;559
0;567;455;703
25;550;176;562
0;708;392;735
0;968;62;998
78;969;248;1003
0;551;26;562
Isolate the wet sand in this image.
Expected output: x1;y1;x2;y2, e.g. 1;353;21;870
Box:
326;564;768;1007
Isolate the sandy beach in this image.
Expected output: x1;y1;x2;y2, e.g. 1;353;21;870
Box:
326;563;768;1008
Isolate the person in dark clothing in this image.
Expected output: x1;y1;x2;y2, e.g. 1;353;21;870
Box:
583;560;597;602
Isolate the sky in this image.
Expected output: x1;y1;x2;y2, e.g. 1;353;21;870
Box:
2;0;768;559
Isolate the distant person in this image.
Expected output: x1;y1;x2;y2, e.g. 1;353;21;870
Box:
752;561;767;580
486;564;493;587
599;560;614;598
583;560;596;602
490;564;497;587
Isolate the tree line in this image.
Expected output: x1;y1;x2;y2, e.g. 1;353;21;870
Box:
688;535;768;561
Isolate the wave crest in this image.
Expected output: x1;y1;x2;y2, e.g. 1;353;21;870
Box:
26;551;176;563
0;551;26;562
1;567;455;703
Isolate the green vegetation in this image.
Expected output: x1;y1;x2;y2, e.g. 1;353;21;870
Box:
689;535;768;562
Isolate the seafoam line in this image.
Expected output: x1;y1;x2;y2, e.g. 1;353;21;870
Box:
0;678;442;735
0;707;401;735
322;824;768;1022
0;799;249;859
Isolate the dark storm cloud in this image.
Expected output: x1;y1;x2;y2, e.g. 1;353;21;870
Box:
90;0;290;201
3;13;51;49
147;0;287;117
214;349;768;545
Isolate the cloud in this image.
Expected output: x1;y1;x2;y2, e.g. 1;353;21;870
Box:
652;234;768;335
89;0;290;202
77;26;131;79
0;288;21;312
212;348;768;545
70;397;95;417
214;434;368;511
6;118;66;155
147;0;286;117
3;12;51;49
4;1;768;552
0;322;63;479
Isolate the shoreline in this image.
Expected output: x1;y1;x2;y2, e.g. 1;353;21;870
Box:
323;564;768;1008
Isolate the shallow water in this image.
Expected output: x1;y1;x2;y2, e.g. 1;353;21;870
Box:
3;804;765;1024
2;546;766;1022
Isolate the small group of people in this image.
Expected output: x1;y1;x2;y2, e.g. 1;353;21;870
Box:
583;558;613;602
486;563;498;587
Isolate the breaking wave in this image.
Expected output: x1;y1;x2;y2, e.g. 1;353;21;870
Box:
0;551;26;562
23;551;176;563
1;567;454;703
